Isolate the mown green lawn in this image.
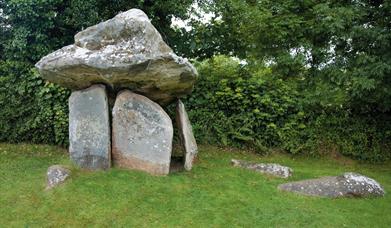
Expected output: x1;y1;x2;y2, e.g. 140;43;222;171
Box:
0;143;390;227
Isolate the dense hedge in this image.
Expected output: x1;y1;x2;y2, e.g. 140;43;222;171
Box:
0;56;390;162
303;112;391;162
0;61;69;146
182;56;305;154
182;56;391;162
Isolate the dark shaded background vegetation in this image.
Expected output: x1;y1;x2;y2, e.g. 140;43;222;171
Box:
0;0;390;162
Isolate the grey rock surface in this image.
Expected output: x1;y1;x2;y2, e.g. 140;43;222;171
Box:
35;9;197;105
278;172;385;198
176;99;198;171
46;165;71;189
231;159;293;178
112;90;173;175
69;84;111;169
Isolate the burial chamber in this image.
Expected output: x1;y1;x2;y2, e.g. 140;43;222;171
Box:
36;9;198;175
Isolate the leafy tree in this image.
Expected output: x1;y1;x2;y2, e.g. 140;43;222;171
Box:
0;0;193;63
176;0;391;161
334;0;391;112
187;0;391;112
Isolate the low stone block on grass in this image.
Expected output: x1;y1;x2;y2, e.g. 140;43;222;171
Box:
278;172;385;198
46;165;71;190
231;159;293;178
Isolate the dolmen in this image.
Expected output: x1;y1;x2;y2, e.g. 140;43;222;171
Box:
36;9;198;175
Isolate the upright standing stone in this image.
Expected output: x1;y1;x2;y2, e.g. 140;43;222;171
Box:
69;84;111;169
112;90;173;175
176;99;198;170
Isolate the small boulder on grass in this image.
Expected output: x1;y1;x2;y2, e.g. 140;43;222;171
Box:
231;159;293;178
46;165;71;190
278;172;385;198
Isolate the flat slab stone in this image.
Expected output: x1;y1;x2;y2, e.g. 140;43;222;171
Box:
69;84;111;169
231;159;293;178
176;99;198;170
112;90;173;175
46;165;71;190
278;172;385;198
35;9;197;105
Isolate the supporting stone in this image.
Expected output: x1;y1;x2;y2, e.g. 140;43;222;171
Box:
69;84;111;170
176;99;198;170
112;90;173;175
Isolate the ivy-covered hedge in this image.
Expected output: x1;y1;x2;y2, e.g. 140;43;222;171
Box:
182;56;306;154
182;56;390;162
302;111;391;162
0;61;69;146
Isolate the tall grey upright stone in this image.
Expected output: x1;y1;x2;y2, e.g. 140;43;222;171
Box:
69;85;111;169
112;90;173;175
176;99;198;170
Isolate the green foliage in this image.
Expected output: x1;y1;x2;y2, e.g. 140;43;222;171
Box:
183;56;305;153
183;56;390;161
0;61;70;145
186;0;391;112
304;112;391;162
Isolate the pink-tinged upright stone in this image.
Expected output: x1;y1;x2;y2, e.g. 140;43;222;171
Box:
112;90;173;175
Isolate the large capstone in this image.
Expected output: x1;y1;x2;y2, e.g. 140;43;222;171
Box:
278;172;385;198
112;90;173;175
69;84;111;169
35;8;197;105
176;99;198;170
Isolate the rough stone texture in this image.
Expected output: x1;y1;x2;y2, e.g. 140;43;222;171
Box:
46;165;71;189
35;9;197;105
176;99;198;170
278;172;385;198
69;84;111;169
112;90;173;175
231;159;293;178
